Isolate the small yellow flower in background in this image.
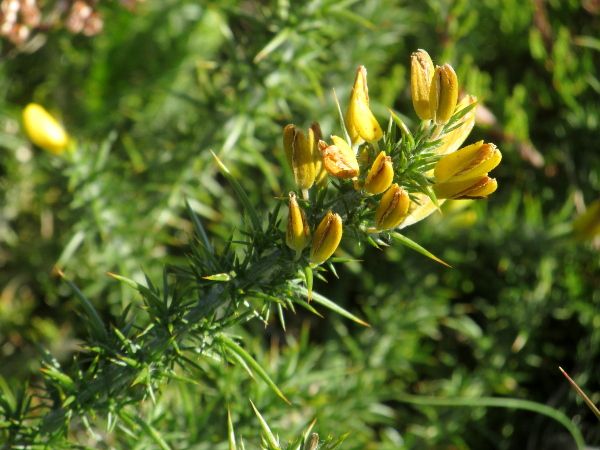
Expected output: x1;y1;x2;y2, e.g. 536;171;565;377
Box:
22;103;69;155
573;199;600;241
309;210;343;267
286;192;311;260
345;66;383;145
318;136;359;179
364;151;394;194
375;183;410;230
411;49;435;121
429;64;458;126
283;124;317;193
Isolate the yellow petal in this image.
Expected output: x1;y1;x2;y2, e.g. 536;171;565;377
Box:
309;211;343;266
397;194;446;229
23;103;69;155
345;66;383;145
318;136;359;179
429;64;458;126
375;184;410;230
286;192;311;260
434;176;497;199
411;49;435;120
364;151;394;194
434;141;502;184
309;122;328;187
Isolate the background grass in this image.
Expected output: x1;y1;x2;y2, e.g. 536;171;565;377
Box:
1;0;600;448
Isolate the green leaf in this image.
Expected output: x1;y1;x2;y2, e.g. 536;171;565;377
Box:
250;400;280;449
254;27;292;63
390;232;450;267
304;266;313;302
332;89;353;147
212;152;262;232
108;273;166;313
394;392;585;449
218;335;291;405
294;286;370;327
228;406;237;450
58;270;107;343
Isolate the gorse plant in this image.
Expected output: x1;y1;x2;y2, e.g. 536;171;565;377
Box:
278;49;501;279
0;49;507;449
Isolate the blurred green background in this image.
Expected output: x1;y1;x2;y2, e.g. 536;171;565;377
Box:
1;0;599;448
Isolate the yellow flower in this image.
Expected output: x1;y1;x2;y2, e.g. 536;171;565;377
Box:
433;141;501;200
308;122;328;187
283;125;317;191
364;151;394;194
433;176;498;200
429;64;458;126
434;141;502;183
318;136;359;179
23;103;69;155
345;66;383;145
411;49;435;121
309;210;343;267
396;96;480;229
374;184;410;230
286;192;311;260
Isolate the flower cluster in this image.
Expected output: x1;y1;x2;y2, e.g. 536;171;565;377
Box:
282;49;502;267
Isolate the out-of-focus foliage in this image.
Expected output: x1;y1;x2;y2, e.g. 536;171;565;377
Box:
1;0;599;448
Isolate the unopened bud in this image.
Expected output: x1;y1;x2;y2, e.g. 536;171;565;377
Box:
22;103;69;155
433;176;498;200
375;184;410;230
411;49;435;120
429;64;458;125
364;151;394;194
345;66;383;145
283;125;316;190
308;122;328;187
286;192;311;260
434;141;502;183
309;211;343;267
318;136;359;179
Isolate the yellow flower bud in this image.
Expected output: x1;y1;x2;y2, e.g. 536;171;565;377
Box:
364;151;394;194
308;122;328;187
345;66;383;145
411;49;435;121
434;142;502;183
286;192;311;260
282;125;316;191
318;136;359;179
309;210;343;267
429;64;458;126
22;103;69;155
375;184;410;230
433;176;498;200
572;199;600;241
